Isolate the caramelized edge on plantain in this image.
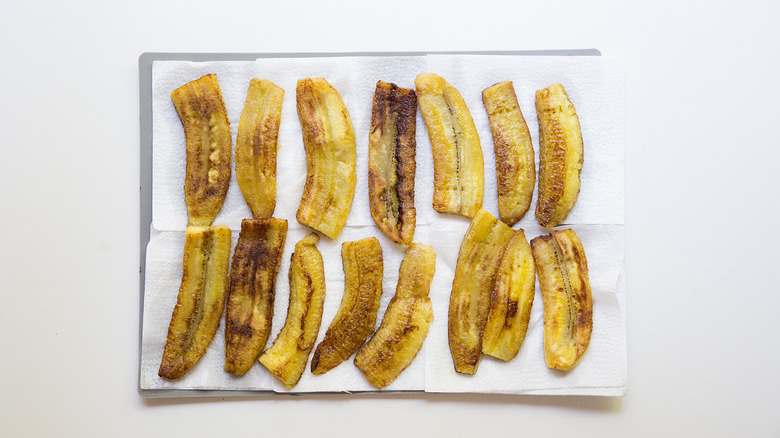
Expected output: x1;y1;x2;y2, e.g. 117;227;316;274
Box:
224;218;288;376
159;225;232;379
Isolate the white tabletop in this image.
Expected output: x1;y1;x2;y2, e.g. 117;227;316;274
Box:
2;0;779;436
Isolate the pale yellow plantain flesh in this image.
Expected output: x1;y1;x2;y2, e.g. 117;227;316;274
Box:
355;243;435;389
530;229;592;371
368;81;417;245
296;78;357;239
171;74;232;227
415;73;484;218
236;79;284;220
535;83;583;228
224;218;288;376
311;237;384;375
482;81;535;226
259;233;326;388
159;225;232;379
482;229;536;361
448;209;515;374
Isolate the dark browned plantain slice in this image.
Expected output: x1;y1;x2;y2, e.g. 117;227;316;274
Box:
415;73;484;218
311;237;383;375
482;81;536;226
448;209;515;374
535;83;583;228
355;243;435;389
482;229;536;361
159;225;232;379
368;80;417;245
259;233;326;388
236;79;284;220
530;229;592;371
171;74;232;226
224;218;288;376
296;78;356;239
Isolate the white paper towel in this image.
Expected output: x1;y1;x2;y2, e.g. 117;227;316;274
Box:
141;54;626;396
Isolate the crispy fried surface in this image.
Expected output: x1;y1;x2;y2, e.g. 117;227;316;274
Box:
296;78;356;239
224;218;288;376
236;79;284;220
368;81;417;245
159;226;232;379
171;74;232;227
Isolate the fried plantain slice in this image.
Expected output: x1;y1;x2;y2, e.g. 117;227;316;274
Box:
482;229;536;361
368;81;417;245
224;218;288;376
482;81;536;226
535;83;583;228
355;243;435;389
448;209;515;374
296;78;356;239
415;73;484;218
236;79;284;220
259;233;326;388
311;237;384;375
530;229;592;371
159;225;232;380
171;74;232;227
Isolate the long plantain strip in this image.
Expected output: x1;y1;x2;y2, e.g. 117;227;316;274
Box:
259;233;326;388
296;78;356;239
482;229;536;361
368;81;417;245
224;218;288;376
171;74;232;226
415;73;484;218
159;225;232;379
482;81;535;226
535;83;583;228
448;209;515;374
531;229;592;371
236;79;284;220
311;237;384;375
355;243;435;389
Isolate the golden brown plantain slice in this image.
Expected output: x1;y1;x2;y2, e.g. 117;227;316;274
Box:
368;81;417;245
355;243;435;389
448;209;515;374
311;237;384;375
236;79;284;220
224;218;288;376
482;81;536;226
482;229;536;361
535;83;583;228
415;73;484;218
296;78;356;239
530;229;592;371
171;74;232;226
259;233;326;388
159;225;232;379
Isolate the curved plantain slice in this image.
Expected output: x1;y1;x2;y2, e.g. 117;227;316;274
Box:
311;237;384;375
355;243;435;389
236;79;284;220
482;81;536;226
159;225;232;380
535;83;583;228
259;233;326;388
415;73;484;218
296;78;357;239
530;229;592;371
224;218;288;376
171;74;232;227
482;229;536;361
448;209;515;374
368;81;417;245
